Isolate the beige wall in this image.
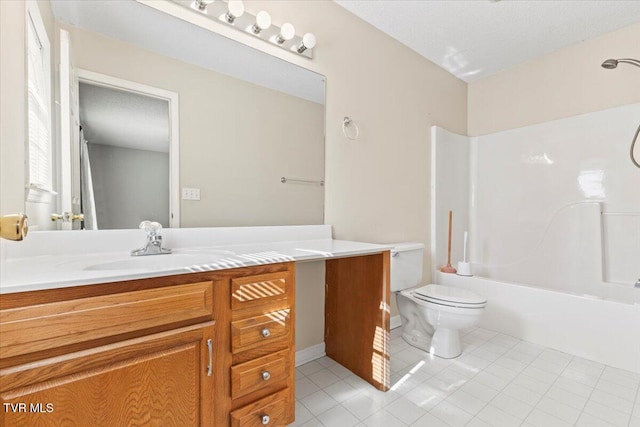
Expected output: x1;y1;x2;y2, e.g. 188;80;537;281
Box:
273;2;465;318
239;1;467;292
205;0;466;332
295;261;326;350
469;22;640;136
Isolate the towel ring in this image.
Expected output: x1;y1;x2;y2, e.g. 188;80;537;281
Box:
342;116;359;140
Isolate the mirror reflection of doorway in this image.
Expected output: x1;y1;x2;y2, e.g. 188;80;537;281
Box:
77;73;178;230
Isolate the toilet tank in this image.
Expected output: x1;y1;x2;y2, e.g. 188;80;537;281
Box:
390;242;425;292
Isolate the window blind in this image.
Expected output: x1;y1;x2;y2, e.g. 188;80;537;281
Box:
27;15;52;192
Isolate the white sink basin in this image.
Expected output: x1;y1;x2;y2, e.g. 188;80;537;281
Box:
83;253;226;271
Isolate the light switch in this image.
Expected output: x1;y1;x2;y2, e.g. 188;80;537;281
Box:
182;187;201;200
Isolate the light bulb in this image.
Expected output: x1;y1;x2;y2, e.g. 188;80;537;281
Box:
224;0;244;24
191;0;214;12
275;22;295;44
296;32;316;53
251;11;271;34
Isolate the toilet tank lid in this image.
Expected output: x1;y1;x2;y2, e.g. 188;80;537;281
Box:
390;242;425;253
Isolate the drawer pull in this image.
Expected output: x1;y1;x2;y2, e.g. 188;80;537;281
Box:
261;328;271;338
261;370;271;381
207;338;213;377
261;414;270;425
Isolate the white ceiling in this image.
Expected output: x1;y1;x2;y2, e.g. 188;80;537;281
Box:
79;82;170;153
335;0;640;82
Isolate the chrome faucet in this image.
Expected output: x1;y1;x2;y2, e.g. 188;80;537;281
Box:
131;221;172;256
635;279;640;288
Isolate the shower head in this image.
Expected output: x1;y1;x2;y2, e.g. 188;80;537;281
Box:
601;58;640;69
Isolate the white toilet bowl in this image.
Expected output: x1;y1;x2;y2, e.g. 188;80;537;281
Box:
389;243;487;359
397;284;486;359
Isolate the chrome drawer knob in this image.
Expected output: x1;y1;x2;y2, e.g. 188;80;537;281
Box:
261;414;270;425
261;328;271;338
261;370;271;381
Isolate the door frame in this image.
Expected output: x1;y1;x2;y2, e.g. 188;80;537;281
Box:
77;70;180;228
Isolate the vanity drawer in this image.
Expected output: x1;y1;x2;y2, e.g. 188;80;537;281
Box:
231;309;290;354
231;272;288;311
0;281;213;360
231;349;289;399
230;388;289;427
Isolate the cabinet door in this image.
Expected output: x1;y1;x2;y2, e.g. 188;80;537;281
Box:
0;322;215;427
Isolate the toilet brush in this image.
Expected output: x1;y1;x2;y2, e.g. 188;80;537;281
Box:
457;231;472;276
440;210;457;273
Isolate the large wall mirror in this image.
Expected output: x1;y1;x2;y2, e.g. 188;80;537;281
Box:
26;0;325;231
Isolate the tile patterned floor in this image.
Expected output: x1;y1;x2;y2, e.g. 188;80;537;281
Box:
290;327;640;426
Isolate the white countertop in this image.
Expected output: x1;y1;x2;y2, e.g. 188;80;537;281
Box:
1;238;391;294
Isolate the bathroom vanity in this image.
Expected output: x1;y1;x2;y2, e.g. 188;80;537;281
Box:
0;226;390;426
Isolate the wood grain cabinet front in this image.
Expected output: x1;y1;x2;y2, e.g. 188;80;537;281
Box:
230;272;289;311
231;309;291;354
231;349;290;399
230;389;290;427
0;322;215;427
0;281;214;362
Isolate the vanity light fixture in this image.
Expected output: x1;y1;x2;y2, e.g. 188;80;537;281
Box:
275;23;295;45
173;0;316;58
191;0;214;12
223;0;244;24
250;11;271;35
295;33;316;54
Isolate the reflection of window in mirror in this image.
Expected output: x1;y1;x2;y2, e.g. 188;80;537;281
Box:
26;2;54;205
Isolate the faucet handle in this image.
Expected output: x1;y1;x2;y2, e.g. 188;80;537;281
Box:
139;220;162;236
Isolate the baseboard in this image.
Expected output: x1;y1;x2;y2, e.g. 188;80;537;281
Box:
390;315;402;330
295;343;326;367
295;319;401;366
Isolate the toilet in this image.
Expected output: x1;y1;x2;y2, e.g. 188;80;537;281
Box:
391;243;487;359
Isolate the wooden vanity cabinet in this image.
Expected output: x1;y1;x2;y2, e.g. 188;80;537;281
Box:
0;262;296;427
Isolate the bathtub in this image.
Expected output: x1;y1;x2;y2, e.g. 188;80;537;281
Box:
437;271;640;374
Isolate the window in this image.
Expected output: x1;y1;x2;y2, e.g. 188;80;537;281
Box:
26;3;53;201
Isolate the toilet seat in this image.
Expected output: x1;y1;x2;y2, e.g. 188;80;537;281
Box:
412;284;486;308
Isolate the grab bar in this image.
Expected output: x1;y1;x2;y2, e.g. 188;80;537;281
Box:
280;177;324;186
601;212;640;216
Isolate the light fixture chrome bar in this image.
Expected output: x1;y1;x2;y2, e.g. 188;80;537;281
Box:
173;0;315;59
192;0;212;12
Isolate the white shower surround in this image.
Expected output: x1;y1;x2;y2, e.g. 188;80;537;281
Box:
470;103;640;287
431;103;640;372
